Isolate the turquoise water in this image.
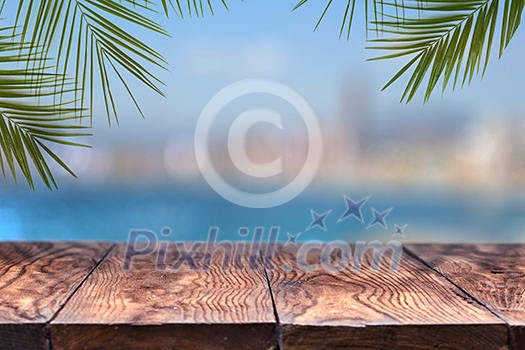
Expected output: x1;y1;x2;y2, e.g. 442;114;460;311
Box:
1;185;524;242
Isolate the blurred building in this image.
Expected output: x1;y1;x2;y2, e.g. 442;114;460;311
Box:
64;84;525;195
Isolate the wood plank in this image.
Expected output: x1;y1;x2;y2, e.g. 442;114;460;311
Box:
51;242;277;350
265;243;508;349
0;242;111;350
407;244;525;350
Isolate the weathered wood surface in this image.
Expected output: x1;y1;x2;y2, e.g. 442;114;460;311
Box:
51;243;277;350
0;242;111;350
407;244;525;350
1;242;524;349
264;244;508;349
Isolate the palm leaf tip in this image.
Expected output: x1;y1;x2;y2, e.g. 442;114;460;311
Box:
293;0;411;40
159;0;229;18
0;30;89;190
15;0;170;125
370;0;524;103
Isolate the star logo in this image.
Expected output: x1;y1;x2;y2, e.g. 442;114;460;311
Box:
337;194;371;223
367;207;393;230
392;224;408;238
306;209;332;232
286;232;301;245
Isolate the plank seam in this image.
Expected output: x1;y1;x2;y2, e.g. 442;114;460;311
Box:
45;243;116;350
260;248;282;350
403;245;513;349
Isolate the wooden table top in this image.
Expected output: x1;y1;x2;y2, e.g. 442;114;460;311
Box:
0;242;523;350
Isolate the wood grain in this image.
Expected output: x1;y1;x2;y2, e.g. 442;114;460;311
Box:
265;244;508;349
3;242;522;349
407;244;525;350
0;242;111;350
51;242;277;350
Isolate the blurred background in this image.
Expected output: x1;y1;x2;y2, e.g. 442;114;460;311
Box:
1;1;524;242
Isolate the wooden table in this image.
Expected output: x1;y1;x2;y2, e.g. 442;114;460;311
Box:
0;242;523;349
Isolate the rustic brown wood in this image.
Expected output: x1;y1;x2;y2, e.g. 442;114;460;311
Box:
0;242;111;350
51;242;277;350
407;244;525;350
3;242;523;349
265;243;508;349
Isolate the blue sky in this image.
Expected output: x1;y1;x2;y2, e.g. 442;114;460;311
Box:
3;1;524;142
83;0;525;145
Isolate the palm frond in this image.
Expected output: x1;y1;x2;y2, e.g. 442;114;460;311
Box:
295;0;523;102
293;0;417;39
14;0;169;125
369;0;524;102
0;31;90;189
157;0;230;18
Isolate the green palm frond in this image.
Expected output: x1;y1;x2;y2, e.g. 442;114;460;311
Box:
296;0;523;103
293;0;414;39
159;0;230;18
369;0;524;102
14;0;169;124
0;30;90;189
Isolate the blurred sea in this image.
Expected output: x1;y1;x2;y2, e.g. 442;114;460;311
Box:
1;184;523;243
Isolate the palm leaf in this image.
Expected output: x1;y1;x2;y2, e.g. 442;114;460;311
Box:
158;0;230;18
14;0;169;125
369;0;524;102
293;0;417;39
296;0;523;102
0;30;90;189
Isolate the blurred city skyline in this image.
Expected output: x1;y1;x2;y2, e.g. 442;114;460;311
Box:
36;81;525;197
